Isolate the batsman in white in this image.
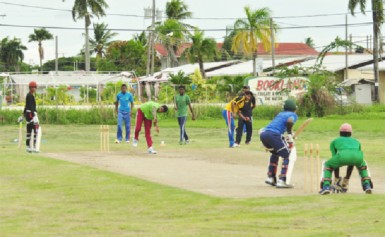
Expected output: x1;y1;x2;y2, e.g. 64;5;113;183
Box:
23;81;40;153
259;99;298;188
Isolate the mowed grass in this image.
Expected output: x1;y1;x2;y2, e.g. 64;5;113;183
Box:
1;118;385;237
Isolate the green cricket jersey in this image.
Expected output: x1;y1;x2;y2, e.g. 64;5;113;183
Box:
175;94;191;117
330;136;363;163
140;101;160;120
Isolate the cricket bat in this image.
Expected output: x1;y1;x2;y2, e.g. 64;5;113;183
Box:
35;124;42;152
286;118;313;185
293;118;313;139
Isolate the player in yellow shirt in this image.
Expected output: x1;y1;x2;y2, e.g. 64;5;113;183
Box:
222;91;252;147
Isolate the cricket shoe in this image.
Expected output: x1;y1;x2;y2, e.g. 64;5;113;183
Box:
148;147;157;154
126;140;130;144
185;140;190;144
26;147;33;153
115;139;121;144
276;180;294;189
132;139;138;147
363;183;372;194
319;185;331;195
265;177;277;186
230;143;240;148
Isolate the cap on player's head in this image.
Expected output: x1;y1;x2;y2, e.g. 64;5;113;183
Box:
283;99;296;112
339;123;352;137
29;81;37;88
243;85;250;90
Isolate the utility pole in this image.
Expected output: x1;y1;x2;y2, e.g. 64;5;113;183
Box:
270;18;276;76
55;36;58;74
345;14;348;80
372;2;380;102
151;0;156;75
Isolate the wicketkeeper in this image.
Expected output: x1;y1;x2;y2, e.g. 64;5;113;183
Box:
259;99;298;188
319;123;373;195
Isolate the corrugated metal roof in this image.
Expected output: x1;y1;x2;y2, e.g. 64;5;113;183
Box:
9;71;135;86
289;54;374;72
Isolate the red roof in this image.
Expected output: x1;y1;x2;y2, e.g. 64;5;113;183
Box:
257;43;318;55
155;43;223;57
155;42;318;57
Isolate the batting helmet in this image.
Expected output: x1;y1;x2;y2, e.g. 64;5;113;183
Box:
283;99;296;111
339;123;352;133
29;81;37;88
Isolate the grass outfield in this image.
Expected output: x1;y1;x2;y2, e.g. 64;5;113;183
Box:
1;119;385;236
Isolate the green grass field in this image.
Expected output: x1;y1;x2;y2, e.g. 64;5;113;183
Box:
1;118;385;236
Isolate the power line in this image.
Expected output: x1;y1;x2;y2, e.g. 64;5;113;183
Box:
0;1;377;20
0;22;374;32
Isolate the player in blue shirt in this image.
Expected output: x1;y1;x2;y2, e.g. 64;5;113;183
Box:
259;99;298;188
115;84;134;143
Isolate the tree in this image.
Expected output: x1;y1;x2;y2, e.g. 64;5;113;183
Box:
89;22;117;58
183;30;217;78
165;0;192;20
28;28;53;71
0;37;27;72
169;71;191;85
156;19;187;67
304;37;315;48
70;0;109;71
231;6;277;76
316;37;353;65
97;40;147;75
348;0;383;102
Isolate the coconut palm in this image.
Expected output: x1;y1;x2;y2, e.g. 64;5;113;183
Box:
231;6;277;76
0;37;27;72
183;30;217;78
89;22;117;58
156;19;187;67
305;37;315;48
165;0;192;20
71;0;109;71
348;0;383;102
28;28;53;71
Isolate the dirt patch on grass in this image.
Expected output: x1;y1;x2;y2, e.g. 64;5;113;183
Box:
44;144;385;198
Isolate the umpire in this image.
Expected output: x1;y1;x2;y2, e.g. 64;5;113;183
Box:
235;85;256;145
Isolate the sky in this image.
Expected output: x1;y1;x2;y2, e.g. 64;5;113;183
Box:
0;0;378;67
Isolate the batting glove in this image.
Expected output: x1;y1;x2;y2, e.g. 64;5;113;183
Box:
285;134;295;148
17;116;24;123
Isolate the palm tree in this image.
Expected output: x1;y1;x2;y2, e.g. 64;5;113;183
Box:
156;19;187;67
0;37;27;72
71;0;108;71
348;0;383;102
89;22;117;58
165;0;192;20
184;30;217;78
305;37;315;48
231;6;277;76
28;28;53;71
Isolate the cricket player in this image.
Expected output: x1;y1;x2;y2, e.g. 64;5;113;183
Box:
23;81;39;153
174;85;195;145
132;101;168;154
236;85;256;145
114;84;134;144
319;123;373;195
222;91;252;148
260;99;298;188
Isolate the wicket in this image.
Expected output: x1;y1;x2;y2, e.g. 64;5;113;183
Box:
303;144;321;193
100;125;110;152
